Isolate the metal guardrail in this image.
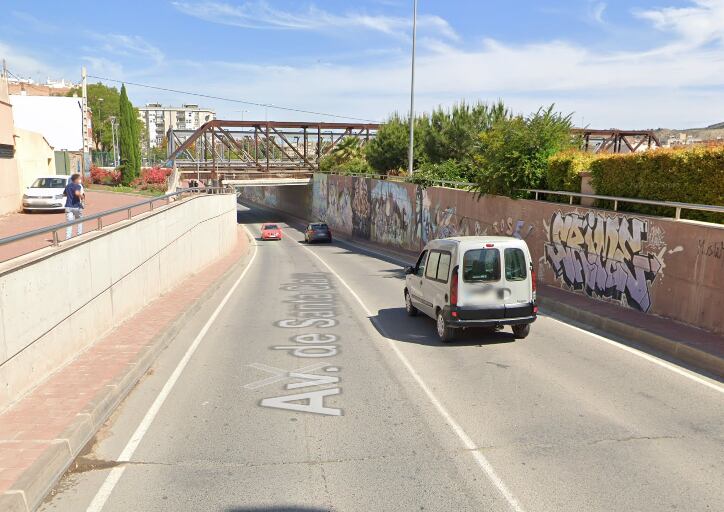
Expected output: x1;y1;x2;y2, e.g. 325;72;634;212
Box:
0;187;233;255
522;189;724;220
317;171;721;222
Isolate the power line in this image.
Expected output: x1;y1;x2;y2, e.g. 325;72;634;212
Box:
87;74;380;124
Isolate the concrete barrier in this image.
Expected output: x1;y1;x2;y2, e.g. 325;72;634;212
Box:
0;193;238;412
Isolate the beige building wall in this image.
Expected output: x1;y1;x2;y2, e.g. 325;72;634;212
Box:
14;127;55;187
0;76;22;215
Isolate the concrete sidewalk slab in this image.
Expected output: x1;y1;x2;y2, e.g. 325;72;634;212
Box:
239;198;724;380
0;225;251;512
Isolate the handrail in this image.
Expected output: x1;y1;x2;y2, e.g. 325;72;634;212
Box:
522;189;724;219
316;170;721;222
0;186;233;250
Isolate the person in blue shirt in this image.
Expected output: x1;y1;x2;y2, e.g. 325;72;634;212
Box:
64;174;84;240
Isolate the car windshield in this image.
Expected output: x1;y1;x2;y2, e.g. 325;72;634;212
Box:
263;224;279;230
31;178;67;189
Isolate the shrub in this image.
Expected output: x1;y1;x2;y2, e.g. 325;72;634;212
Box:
409;159;473;187
589;146;724;223
472;106;575;197
139;166;172;184
89;165;121;185
546;150;596;203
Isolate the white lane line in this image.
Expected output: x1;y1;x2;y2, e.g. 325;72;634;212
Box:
86;226;259;512
319;235;724;394
297;238;526;512
543;316;723;394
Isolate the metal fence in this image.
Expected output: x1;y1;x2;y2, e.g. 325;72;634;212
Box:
0;187;234;263
317;171;723;223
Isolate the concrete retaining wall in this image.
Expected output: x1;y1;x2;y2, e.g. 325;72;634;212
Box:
241;174;724;335
238;184;313;220
0;193;238;411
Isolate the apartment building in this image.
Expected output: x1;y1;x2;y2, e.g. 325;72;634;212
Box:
138;103;215;148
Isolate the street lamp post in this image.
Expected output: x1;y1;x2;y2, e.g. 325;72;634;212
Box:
407;0;418;177
98;97;104;164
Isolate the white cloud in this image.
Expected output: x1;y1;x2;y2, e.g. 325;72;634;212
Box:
589;2;607;24
635;0;724;50
0;41;65;80
171;0;458;40
88;33;164;65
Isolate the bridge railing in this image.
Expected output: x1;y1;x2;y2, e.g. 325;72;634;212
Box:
0;187;234;264
317;171;723;223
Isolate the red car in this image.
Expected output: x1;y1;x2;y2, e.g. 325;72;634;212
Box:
260;223;283;240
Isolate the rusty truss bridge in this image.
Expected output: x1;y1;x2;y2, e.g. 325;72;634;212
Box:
573;128;662;153
167;120;379;182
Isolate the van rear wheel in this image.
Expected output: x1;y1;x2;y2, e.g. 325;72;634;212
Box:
405;291;418;316
512;324;530;339
437;310;454;343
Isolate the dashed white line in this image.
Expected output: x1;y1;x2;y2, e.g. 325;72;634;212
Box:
297;234;527;512
86;226;259;512
325;233;723;394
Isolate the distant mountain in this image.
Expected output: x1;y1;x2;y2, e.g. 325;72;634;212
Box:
706;122;724;129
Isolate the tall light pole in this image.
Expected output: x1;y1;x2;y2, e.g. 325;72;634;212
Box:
407;0;418;176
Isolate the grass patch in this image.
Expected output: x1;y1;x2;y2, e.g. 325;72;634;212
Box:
86;184;166;197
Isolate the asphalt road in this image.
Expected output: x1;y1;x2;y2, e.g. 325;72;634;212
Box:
41;204;724;512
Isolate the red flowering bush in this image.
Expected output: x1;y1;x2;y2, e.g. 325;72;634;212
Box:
140;166;172;184
90;165;121;185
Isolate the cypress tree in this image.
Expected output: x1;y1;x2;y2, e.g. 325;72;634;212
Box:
118;84;141;184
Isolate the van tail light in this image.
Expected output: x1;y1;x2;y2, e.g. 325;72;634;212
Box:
531;269;537;301
450;267;459;306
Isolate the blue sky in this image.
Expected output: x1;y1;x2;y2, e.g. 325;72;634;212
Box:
2;0;723;128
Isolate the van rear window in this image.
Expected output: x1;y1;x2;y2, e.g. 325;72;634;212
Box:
504;248;527;281
463;249;500;282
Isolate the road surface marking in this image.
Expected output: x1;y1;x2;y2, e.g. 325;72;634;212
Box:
328;235;723;394
544;317;723;394
298;236;526;512
86;226;259;512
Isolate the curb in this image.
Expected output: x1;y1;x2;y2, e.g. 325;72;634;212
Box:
1;228;253;512
240;198;724;379
537;295;724;379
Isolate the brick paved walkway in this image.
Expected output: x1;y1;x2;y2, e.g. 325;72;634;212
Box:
0;226;250;511
0;190;154;262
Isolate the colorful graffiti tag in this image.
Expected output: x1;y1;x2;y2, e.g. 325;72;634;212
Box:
312;173;328;221
370;181;415;248
544;211;665;312
351;178;371;239
239;187;279;208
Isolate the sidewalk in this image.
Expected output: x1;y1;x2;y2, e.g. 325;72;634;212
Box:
240;199;724;379
0;226;251;512
0;190;153;262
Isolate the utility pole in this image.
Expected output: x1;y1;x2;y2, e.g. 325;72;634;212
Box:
81;66;88;176
407;0;418;176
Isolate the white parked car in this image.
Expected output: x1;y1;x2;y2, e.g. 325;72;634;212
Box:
22;176;71;212
404;236;537;342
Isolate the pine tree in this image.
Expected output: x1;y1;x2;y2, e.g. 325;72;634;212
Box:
118;84;140;184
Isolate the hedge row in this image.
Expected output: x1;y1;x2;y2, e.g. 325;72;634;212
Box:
546;151;597;203
589;146;724;223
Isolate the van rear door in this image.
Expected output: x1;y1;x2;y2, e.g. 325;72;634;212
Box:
458;247;504;319
502;245;534;319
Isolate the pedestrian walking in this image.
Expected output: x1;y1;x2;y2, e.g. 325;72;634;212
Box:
64;174;84;240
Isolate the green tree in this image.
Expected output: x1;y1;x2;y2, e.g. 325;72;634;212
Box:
319;137;372;174
472;105;574;197
365;114;412;173
118;84;141;184
67;83;120;152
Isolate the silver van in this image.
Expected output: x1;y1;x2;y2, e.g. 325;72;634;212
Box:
404;236;537;342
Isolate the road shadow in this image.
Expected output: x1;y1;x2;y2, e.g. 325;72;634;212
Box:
373;307;516;347
225;508;330;512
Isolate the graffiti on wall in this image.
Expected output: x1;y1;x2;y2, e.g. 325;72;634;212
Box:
492;217;535;239
544;211;667;312
326;179;353;234
240;187;279;208
370;181;415;247
351;178;371;239
417;190;486;243
312;173;328;221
